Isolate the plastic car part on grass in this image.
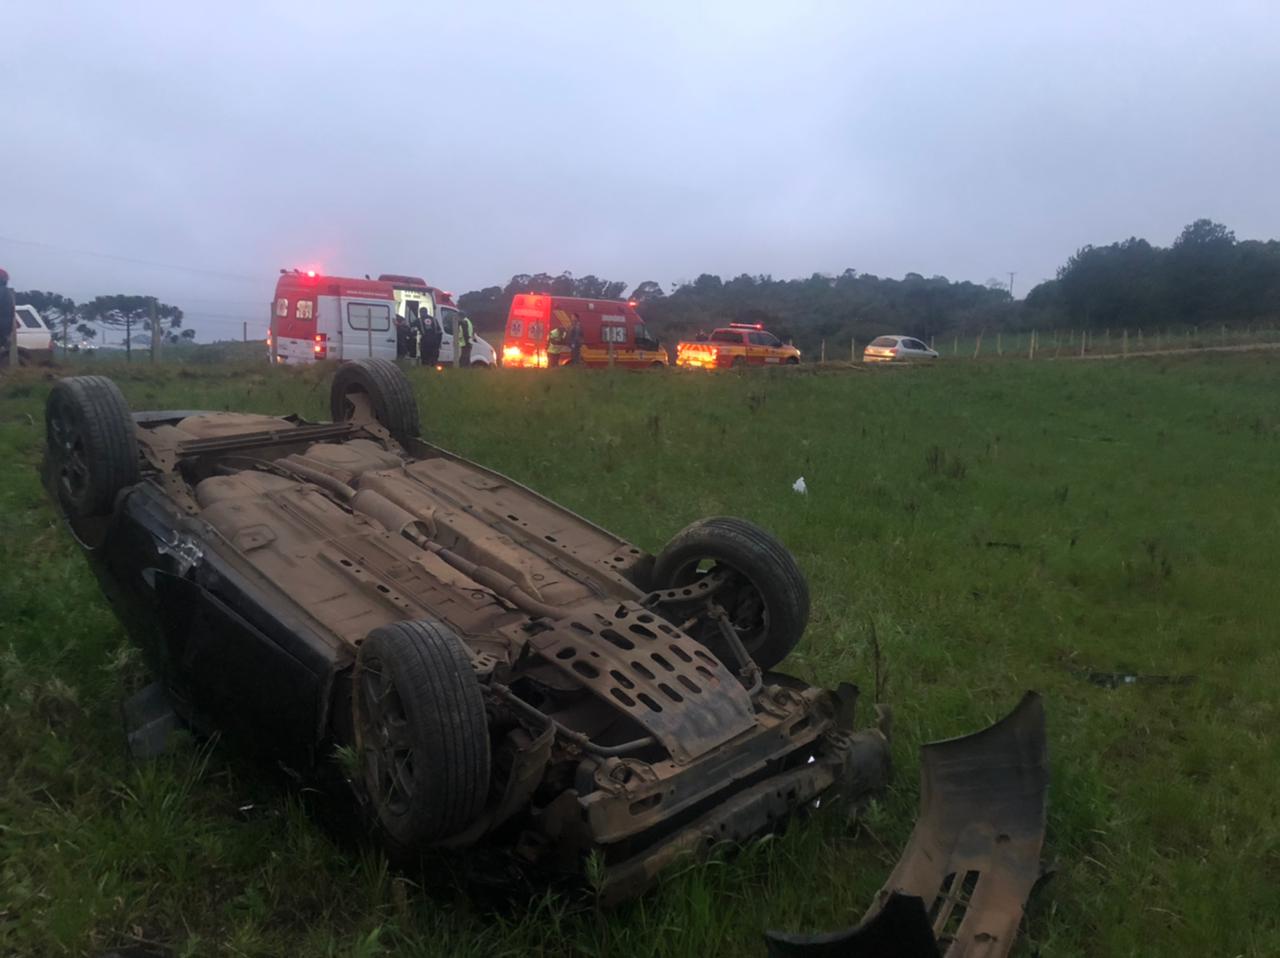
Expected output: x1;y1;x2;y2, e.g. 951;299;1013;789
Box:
765;692;1048;958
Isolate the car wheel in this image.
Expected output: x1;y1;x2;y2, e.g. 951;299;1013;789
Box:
650;361;665;369
785;356;799;365
354;619;490;852
45;376;139;518
470;360;489;368
652;517;809;670
330;358;420;443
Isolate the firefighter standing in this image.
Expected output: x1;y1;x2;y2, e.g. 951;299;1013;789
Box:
547;324;568;368
455;312;475;368
0;270;16;365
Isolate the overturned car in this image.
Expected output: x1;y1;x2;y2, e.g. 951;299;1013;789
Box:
43;360;894;902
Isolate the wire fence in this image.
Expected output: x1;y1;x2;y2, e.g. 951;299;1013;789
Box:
826;321;1280;364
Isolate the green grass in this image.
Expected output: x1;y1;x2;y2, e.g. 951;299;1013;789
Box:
2;355;1279;956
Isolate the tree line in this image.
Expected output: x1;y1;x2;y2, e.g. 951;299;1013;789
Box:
14;292;192;353
458;219;1278;355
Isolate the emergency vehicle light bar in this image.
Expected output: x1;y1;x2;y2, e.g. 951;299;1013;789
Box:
729;322;764;329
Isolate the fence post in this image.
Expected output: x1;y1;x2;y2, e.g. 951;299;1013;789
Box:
851;337;856;362
996;331;1002;356
972;330;984;359
953;335;958;355
1122;329;1128;357
1080;330;1086;357
1028;330;1036;360
820;339;826;363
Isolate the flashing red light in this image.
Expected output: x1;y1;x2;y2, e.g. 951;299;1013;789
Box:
306;270;317;278
627;299;638;308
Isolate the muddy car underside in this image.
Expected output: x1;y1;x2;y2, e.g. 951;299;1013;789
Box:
44;363;895;904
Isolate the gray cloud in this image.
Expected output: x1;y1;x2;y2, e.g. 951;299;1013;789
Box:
5;1;1278;338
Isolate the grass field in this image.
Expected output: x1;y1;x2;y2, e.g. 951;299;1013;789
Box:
2;355;1278;956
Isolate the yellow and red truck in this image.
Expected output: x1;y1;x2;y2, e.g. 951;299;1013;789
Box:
676;323;801;369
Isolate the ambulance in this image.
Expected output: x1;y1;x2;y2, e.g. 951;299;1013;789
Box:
675;323;801;369
268;270;495;366
500;294;669;368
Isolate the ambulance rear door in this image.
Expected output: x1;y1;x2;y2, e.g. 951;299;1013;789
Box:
338;296;397;361
503;294;551;367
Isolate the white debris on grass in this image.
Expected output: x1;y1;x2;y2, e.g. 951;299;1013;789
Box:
792;476;807;495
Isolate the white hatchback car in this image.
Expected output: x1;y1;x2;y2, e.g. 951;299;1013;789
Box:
863;335;939;363
10;305;55;362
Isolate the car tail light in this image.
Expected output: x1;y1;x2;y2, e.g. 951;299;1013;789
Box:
502;344;524;365
314;333;328;359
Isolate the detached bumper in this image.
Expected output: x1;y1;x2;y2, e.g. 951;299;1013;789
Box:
766;692;1049;958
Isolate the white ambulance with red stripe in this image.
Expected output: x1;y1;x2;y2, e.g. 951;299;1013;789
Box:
268;270;495;366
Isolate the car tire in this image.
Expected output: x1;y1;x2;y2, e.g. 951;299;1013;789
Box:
785;357;799;365
652;517;809;670
45;376;139;518
354;619;490;852
330;358;420;442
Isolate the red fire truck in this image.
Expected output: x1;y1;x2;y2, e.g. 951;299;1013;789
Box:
501;294;668;369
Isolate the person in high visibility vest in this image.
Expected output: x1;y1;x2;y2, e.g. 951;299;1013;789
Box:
547;324;568;368
455;312;475;368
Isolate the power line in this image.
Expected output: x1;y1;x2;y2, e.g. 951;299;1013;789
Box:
0;233;260;283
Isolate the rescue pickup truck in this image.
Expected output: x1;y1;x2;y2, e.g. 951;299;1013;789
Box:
675;323;800;369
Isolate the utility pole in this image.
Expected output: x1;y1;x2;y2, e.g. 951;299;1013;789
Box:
150;298;159;363
1007;272;1016;300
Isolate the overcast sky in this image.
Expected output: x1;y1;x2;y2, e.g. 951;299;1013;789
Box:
6;1;1279;339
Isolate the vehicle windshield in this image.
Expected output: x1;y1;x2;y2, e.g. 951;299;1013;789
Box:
635;323;659;347
438;306;458;335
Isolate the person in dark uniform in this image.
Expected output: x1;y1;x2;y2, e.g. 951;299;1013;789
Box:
420;309;443;366
567;315;584;365
0;269;16;362
395;313;413;359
